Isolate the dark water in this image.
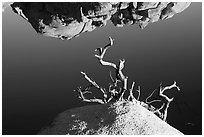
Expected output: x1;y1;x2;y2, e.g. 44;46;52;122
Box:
2;3;202;135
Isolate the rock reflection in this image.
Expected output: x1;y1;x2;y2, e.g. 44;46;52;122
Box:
11;2;190;40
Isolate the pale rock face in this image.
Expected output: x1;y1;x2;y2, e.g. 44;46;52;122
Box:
10;2;191;40
160;2;191;19
38;100;184;135
137;2;159;10
120;2;130;10
2;2;13;12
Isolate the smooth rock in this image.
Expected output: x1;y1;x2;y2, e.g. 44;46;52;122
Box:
38;100;184;135
160;2;191;20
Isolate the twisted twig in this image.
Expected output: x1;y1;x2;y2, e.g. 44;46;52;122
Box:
145;81;180;121
75;37;181;122
95;37;129;101
75;86;105;104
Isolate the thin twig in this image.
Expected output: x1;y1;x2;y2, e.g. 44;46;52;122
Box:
153;103;165;119
95;37;129;101
128;81;136;101
145;89;161;104
75;87;105;104
95;37;117;69
159;81;180;102
109;71;115;83
159;81;180;121
81;71;107;99
145;81;180;121
75;37;181;123
136;86;141;100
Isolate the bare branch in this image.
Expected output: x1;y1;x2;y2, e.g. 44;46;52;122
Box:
117;59;128;91
145;89;161;104
128;81;136;101
75;87;105;104
118;59;126;80
75;37;181;123
145;81;180;121
80;7;89;23
81;71;107;98
82;98;105;104
159;81;180;121
130;82;135;96
107;95;113;103
162;99;174;121
118;77;128;101
109;71;115;83
152;103;165;119
136;86;141;100
158;81;180;122
123;77;128;90
95;37;117;69
159;81;180;102
119;88;126;101
94;37;129;102
155;103;165;112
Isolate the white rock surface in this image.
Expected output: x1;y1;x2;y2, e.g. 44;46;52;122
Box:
38;100;184;135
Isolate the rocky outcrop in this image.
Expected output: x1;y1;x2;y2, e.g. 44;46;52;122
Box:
110;2;191;28
11;2;191;40
38;100;184;135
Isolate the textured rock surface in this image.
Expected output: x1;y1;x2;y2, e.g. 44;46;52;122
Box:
38;100;184;135
11;2;191;40
2;2;13;12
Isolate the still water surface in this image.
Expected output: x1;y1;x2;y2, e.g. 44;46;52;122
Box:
2;3;202;134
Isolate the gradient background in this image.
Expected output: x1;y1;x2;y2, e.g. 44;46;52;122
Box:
2;3;202;135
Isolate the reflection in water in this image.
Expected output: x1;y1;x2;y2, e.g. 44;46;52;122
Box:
3;2;201;135
11;2;190;40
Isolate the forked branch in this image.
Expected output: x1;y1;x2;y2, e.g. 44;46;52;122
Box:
145;81;180;121
75;86;105;104
128;82;137;102
75;37;181;122
95;37;116;69
95;37;129;101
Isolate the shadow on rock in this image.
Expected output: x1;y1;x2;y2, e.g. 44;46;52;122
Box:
38;100;184;135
